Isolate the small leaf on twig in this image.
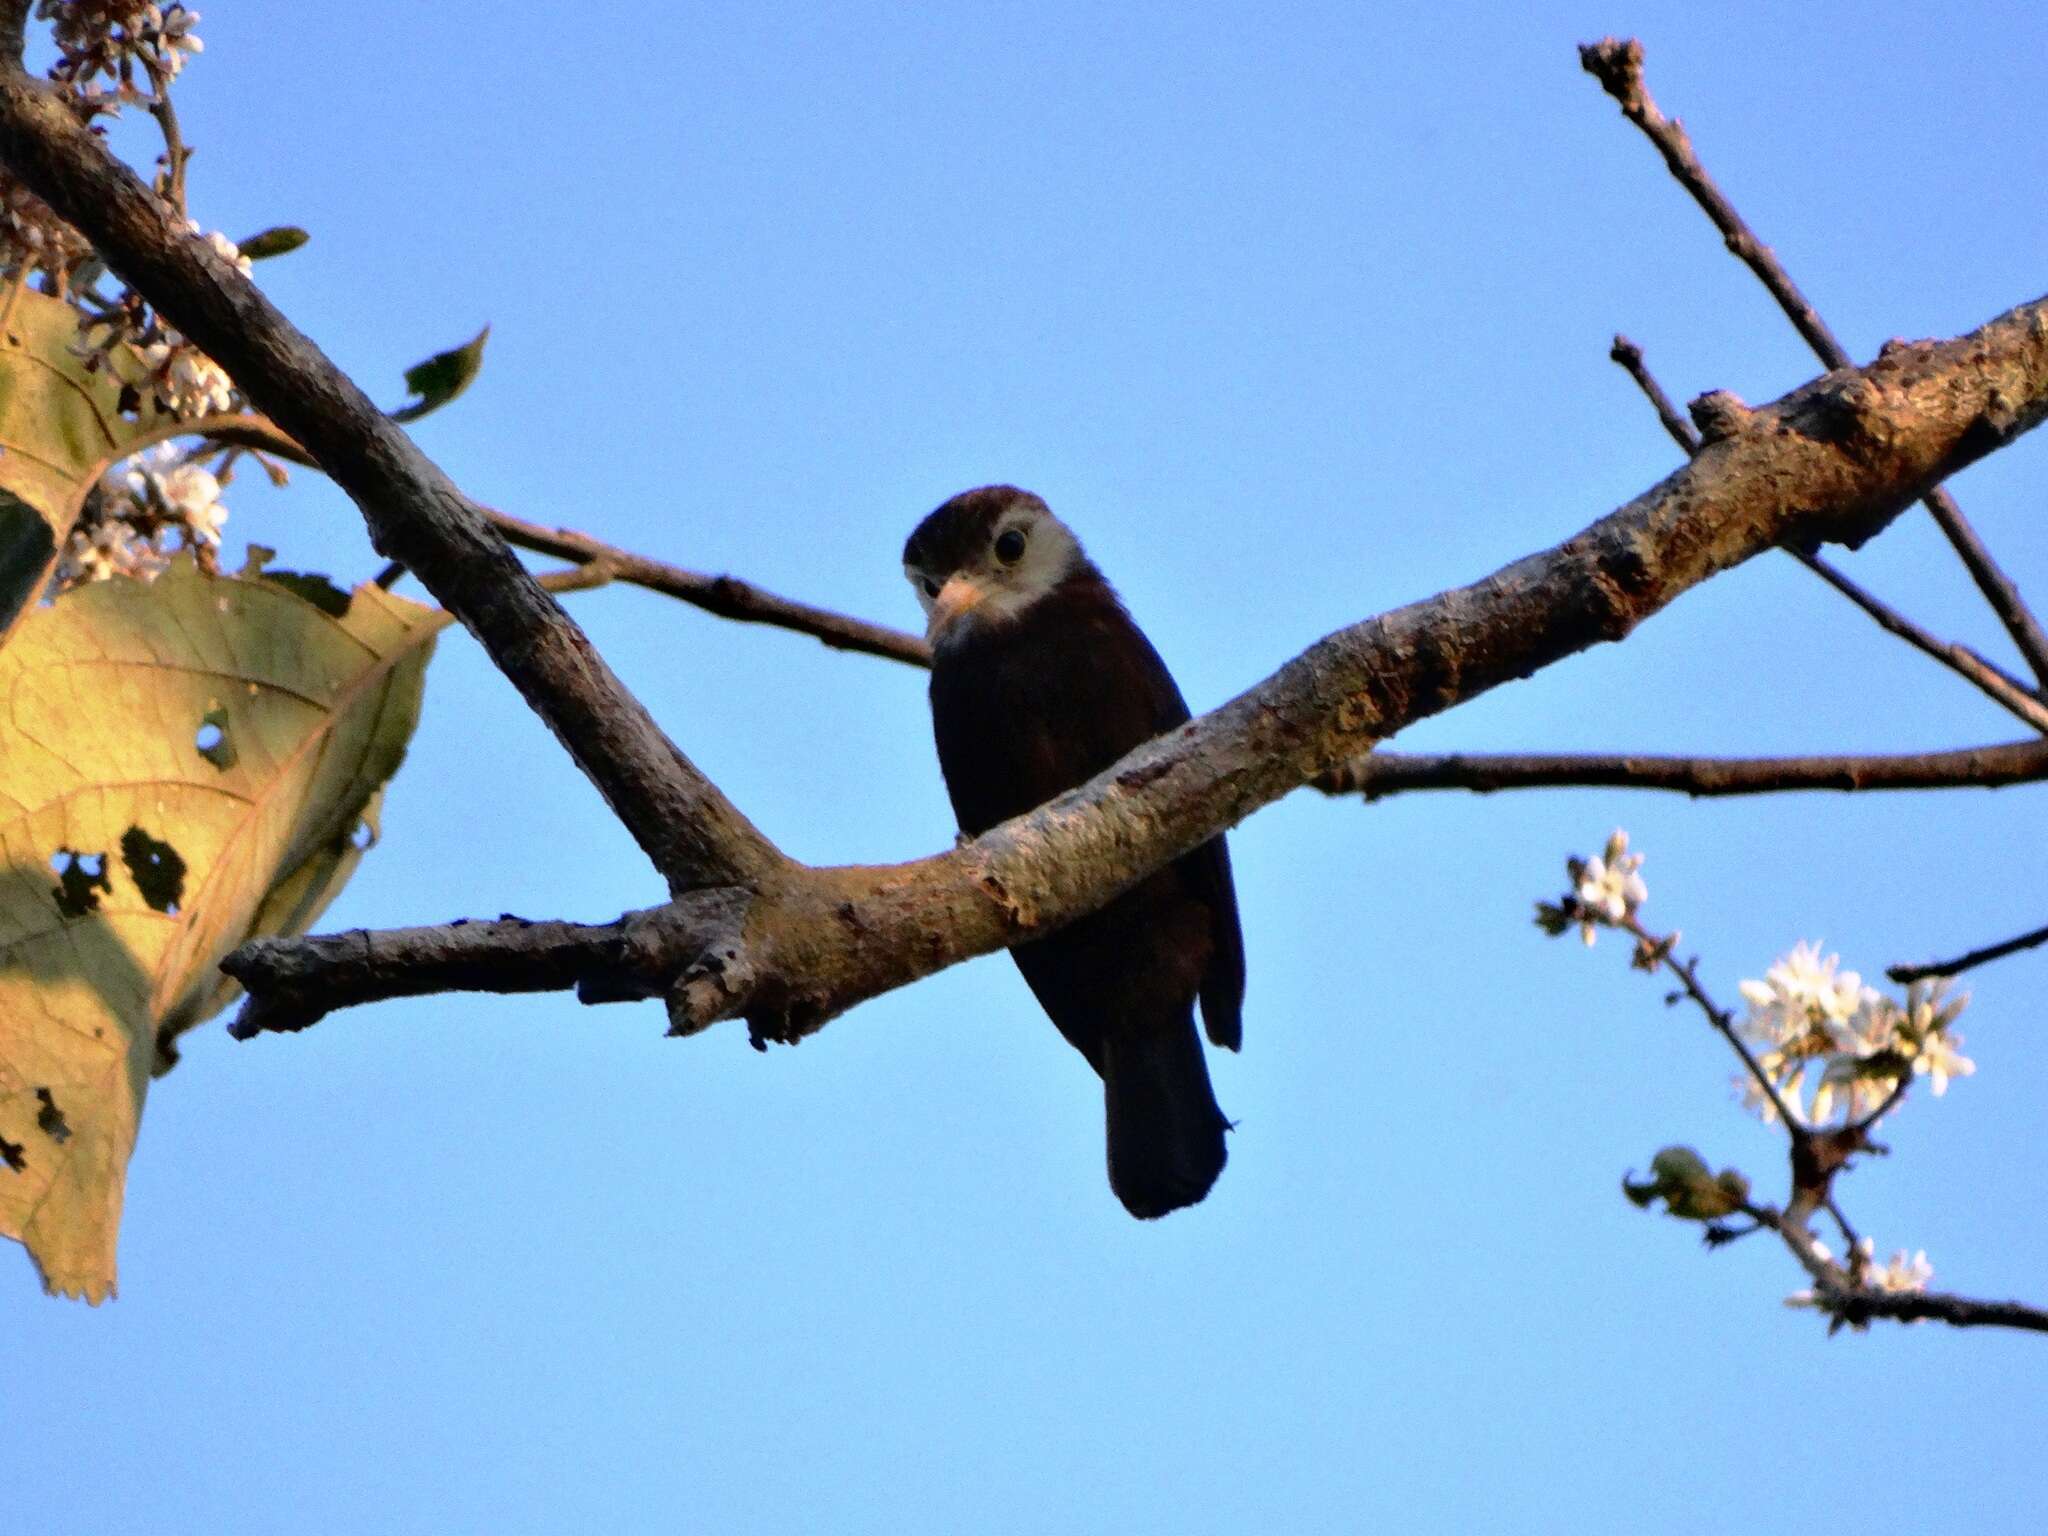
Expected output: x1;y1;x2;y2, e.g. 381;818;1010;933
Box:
1623;1146;1750;1220
235;226;310;261
390;324;490;423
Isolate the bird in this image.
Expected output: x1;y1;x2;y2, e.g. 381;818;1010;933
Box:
903;485;1245;1218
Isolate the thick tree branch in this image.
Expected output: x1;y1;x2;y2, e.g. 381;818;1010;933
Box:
225;293;2048;1041
0;64;782;893
1322;740;2048;800
1582;35;2048;688
1613;337;2048;736
222;902;751;1037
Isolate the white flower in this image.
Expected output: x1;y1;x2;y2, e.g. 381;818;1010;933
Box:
116;441;229;552
194;223;249;276
1912;1030;1975;1096
55;516;167;588
1872;1248;1934;1295
137;332;237;417
167;344;235;415
156;461;223;543
1571;829;1646;943
1738;941;1871;1047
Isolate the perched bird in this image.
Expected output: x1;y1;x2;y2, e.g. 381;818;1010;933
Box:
903;485;1245;1218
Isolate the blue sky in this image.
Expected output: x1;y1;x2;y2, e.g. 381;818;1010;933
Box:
11;4;2048;1531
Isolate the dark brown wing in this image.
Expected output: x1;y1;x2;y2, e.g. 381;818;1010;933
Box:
926;571;1245;1047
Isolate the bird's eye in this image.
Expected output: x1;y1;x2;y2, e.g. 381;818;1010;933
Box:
921;576;940;598
994;528;1027;564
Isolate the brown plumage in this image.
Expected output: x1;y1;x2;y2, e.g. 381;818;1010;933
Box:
904;486;1245;1218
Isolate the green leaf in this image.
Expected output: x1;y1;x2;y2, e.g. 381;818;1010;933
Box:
235;226;310;261
1623;1146;1750;1221
0;558;445;1300
0;285;134;647
391;324;489;423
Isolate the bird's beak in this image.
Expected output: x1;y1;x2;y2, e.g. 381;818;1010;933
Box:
928;574;988;639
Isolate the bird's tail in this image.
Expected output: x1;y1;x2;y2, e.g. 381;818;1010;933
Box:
1102;1020;1229;1219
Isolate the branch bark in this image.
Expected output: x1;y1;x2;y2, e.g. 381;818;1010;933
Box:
223;291;2048;1040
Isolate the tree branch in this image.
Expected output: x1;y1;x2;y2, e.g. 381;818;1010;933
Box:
483;507;930;666
0;63;783;893
183;411;933;666
1322;740;2048;799
1582;35;2048;689
1748;1203;2048;1335
1888;920;2048;986
222;291;2048;1041
1611;335;2048;736
222;901;752;1038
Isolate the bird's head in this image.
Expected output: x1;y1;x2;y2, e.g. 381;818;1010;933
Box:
902;485;1084;648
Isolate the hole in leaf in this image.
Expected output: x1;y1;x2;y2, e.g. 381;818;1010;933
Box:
350;820;375;851
51;848;111;918
0;1135;23;1173
195;707;236;769
121;826;187;916
34;1088;71;1145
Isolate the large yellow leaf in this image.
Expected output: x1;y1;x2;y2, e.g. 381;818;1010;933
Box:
0;556;443;1300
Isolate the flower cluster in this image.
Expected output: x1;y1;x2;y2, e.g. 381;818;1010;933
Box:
1867;1242;1935;1295
135;331;236;416
70;227;247;417
1734;942;1972;1127
1786;1238;1934;1314
1535;829;1648;946
52;440;228;590
40;2;203;107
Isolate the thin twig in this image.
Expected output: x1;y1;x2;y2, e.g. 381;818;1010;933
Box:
1790;555;2048;734
1609;335;1701;452
1582;36;2048;688
1813;1287;2048;1334
176;410;931;665
1848;1073;1913;1138
143;62;188;212
1821;1196;1861;1253
1620;914;1805;1136
484;507;930;666
1609;334;2048;735
1889;919;2048;986
1323;739;2048;798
